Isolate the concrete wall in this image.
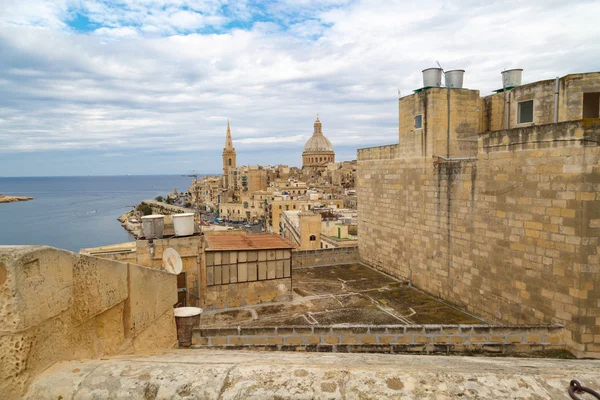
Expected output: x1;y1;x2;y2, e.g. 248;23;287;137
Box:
292;246;359;268
357;120;600;357
192;324;567;356
0;246;177;399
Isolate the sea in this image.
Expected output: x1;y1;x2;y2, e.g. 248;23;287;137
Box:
0;175;196;252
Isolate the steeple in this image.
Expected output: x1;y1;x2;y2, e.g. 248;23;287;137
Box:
313;115;322;136
224;119;234;150
222;119;237;189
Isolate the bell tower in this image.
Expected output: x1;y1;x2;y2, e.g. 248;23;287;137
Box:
222;120;236;188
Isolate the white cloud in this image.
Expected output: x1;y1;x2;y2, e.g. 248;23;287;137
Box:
1;0;599;175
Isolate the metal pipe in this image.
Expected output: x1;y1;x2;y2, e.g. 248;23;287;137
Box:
447;87;451;158
553;76;559;123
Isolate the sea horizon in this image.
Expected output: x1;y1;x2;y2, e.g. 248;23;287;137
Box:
0;175;197;252
0;173;219;179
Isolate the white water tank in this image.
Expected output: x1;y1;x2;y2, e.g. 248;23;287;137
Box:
172;213;195;237
422;68;443;87
141;215;164;239
445;69;465;88
502;69;523;88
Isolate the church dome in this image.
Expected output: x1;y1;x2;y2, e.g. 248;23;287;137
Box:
302;116;334;154
303;135;334;153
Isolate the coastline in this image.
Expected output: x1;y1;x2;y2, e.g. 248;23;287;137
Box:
0;194;33;203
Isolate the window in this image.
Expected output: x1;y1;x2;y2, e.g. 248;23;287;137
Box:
414;115;422;129
583;93;600;118
518;100;534;124
228;158;232;166
310;235;316;241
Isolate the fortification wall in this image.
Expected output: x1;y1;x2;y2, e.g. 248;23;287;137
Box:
0;246;178;399
357;120;600;357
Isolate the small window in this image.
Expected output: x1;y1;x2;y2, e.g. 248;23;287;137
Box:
518;100;534;124
228;158;232;166
309;235;316;241
583;93;600;118
414;115;422;129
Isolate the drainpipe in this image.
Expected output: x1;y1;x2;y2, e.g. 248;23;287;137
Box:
447;87;451;158
504;77;510;130
553;76;559;123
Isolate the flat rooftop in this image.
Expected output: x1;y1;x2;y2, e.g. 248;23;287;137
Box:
200;263;483;327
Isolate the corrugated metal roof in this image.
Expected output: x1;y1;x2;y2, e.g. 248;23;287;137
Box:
205;234;295;251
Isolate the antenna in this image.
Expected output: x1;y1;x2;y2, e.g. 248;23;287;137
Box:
163;247;183;275
436;60;444;72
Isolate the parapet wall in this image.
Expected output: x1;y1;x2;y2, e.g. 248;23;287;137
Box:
0;246;178;399
192;324;567;356
357;120;600;358
292;246;359;268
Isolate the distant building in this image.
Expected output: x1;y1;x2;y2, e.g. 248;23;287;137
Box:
302;116;335;169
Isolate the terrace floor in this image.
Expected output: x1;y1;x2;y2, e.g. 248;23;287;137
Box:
200;263;484;328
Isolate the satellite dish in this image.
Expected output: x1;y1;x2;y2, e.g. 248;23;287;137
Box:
163;247;183;275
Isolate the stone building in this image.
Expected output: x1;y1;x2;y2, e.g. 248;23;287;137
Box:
357;70;600;357
280;211;322;250
302;116;335;169
222;120;237;189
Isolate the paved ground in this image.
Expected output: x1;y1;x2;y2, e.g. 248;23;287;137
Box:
200;264;483;328
25;350;600;399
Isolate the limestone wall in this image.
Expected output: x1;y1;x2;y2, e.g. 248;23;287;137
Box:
292;246;359;268
357;120;600;358
0;246;178;399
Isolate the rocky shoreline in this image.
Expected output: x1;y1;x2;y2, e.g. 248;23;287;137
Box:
0;194;33;203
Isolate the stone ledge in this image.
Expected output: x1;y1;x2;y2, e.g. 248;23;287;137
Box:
25;350;599;399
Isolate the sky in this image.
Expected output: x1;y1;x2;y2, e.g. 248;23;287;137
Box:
1;0;599;176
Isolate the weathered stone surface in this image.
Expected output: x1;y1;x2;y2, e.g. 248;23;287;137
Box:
72;254;128;323
0;246;179;399
24;350;600;399
126;262;177;336
132;308;177;352
0;246;73;333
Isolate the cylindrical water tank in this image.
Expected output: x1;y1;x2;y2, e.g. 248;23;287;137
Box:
141;215;164;239
172;213;195;237
445;69;465;88
501;69;523;88
422;68;443;87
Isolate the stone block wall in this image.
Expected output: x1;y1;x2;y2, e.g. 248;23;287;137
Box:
292;246;359;268
357;120;600;358
0;246;178;399
192;324;567;356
